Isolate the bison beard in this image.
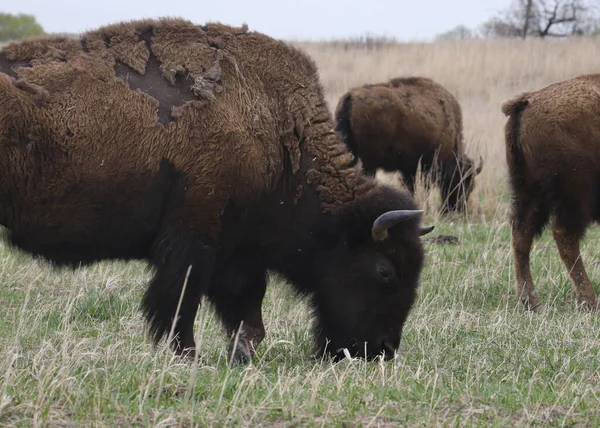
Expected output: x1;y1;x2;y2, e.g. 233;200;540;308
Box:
0;18;433;363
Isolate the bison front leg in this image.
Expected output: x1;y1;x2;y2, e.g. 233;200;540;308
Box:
551;223;599;311
209;258;267;364
142;227;216;360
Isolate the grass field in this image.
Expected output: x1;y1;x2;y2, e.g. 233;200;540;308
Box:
2;36;600;426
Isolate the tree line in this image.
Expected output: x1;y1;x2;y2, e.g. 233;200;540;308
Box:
0;13;44;41
2;3;600;44
437;0;600;41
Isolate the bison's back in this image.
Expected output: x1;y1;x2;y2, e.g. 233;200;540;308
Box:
503;74;600;223
347;83;457;161
510;74;600;169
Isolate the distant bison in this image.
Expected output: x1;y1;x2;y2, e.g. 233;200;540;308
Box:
334;77;483;213
0;18;434;363
502;74;600;311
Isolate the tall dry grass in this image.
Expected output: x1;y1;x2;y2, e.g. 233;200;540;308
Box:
295;36;600;221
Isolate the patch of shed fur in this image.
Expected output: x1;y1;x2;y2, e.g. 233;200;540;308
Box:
190;57;223;100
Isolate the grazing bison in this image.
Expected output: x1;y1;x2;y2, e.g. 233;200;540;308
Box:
334;77;483;213
502;74;600;311
0;18;434;363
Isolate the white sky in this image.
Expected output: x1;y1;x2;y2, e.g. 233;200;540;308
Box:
2;0;511;41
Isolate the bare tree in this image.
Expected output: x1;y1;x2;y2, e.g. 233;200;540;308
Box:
523;0;534;37
434;25;478;41
479;17;522;38
537;0;592;36
480;0;600;39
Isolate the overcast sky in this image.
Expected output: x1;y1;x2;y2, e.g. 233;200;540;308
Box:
3;0;511;41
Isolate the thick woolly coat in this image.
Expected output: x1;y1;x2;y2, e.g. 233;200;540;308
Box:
0;18;427;359
0;18;372;257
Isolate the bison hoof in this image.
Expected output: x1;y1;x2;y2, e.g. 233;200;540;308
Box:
175;346;197;361
577;298;599;312
520;295;542;312
228;338;255;364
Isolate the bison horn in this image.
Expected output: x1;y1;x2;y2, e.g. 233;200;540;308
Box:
420;225;435;236
371;210;424;241
475;156;483;175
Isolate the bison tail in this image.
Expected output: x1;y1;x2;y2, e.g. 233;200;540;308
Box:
334;92;359;163
501;93;530;117
503;92;530;191
502;92;529;154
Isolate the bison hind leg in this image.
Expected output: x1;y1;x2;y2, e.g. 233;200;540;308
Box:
141;226;216;358
510;194;551;311
552;193;599;311
551;222;598;311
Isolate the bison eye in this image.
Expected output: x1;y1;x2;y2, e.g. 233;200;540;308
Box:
376;263;392;282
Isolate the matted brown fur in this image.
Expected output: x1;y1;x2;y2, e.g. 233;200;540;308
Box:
0;18;372;240
502;73;600;311
0;18;430;363
334;76;482;213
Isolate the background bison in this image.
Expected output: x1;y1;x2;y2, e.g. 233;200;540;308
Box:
503;73;600;312
0;17;433;363
334;76;483;214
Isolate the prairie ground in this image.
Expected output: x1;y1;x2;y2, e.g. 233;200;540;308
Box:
2;36;600;426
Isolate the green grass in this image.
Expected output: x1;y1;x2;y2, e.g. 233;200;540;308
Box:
1;218;600;427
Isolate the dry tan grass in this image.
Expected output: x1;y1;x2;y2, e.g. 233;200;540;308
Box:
294;36;600;221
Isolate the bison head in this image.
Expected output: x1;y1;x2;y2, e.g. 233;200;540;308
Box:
308;185;432;361
441;155;483;213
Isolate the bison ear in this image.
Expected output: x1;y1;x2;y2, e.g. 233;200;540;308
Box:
371;210;424;241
